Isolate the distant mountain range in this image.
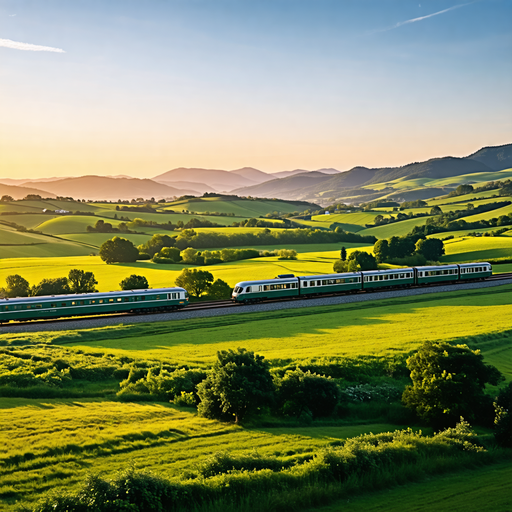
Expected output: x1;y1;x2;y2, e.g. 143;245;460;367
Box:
0;143;510;202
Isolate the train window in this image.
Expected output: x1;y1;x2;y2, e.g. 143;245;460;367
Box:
124;298;130;302
91;300;96;304
116;298;122;302
80;301;85;305
302;281;308;287
71;302;76;306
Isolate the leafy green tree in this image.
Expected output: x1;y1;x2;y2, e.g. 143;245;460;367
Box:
340;246;347;261
31;277;70;296
120;274;149;290
4;274;30;298
277;249;297;260
207;279;232;299
333;259;359;273
197;348;275;423
493;382;512;447
68;269;98;293
415;238;444;261
156;247;181;262
348;250;377;270
275;368;340;419
1;195;14;202
175;268;214;298
99;237;139;264
373;239;389;263
139;234;175;257
456;184;474;196
402;341;503;428
181;247;199;264
430;205;443;215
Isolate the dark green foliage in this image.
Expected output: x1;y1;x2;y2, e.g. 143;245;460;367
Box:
119;275;149;290
175;268;214;298
430;205;443;215
99;237;140;264
275;368;340;419
173;228;376;250
348;250;378;271
402;341;503;428
27;421;490;512
448;184;474;197
400;199;428;209
68;269;98;293
31;277;70;296
4;274;30;298
415;238;445;261
138;234;175;258
206;279;232;299
153;246;181;263
494;382;512;447
340;246;347;261
197;348;275;423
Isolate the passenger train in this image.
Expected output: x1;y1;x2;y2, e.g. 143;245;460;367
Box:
0;287;188;323
0;262;492;323
231;262;492;303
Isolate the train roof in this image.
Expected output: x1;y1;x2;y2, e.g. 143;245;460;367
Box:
459;262;491;267
234;277;298;287
0;287;186;304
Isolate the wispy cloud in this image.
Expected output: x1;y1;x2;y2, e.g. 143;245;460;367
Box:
374;2;475;33
0;38;65;53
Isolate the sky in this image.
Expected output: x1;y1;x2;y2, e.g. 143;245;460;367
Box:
0;0;511;179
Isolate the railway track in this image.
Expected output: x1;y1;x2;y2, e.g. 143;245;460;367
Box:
2;272;511;330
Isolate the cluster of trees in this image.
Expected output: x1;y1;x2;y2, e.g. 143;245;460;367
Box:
474;179;512;196
232;218;281;228
410;202;512;237
1;270;98;298
447;184;475;197
400;199;428;209
172;228;376;250
174;269;231;299
86;219;133;233
333;250;377;272
373;235;445;263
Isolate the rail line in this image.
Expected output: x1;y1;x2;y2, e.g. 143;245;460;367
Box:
2;272;511;329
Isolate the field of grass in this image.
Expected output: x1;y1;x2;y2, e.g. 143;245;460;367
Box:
427;189;511;206
1;282;511;510
0;244;371;291
36;285;508;367
458;203;512;223
441;236;512;263
357;217;429;238
316;461;512;512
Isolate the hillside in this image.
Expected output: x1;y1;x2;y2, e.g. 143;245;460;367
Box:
32;176;193;201
0;183;57;200
466;143;512;171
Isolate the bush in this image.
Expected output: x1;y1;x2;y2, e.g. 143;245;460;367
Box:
120;275;149;290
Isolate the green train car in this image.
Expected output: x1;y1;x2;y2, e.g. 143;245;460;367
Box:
0;287;188;323
232;262;493;303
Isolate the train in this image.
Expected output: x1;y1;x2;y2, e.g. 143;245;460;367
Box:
0;262;492;323
0;287;188;323
231;262;492;303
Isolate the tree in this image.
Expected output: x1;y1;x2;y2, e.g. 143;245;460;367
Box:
348;250;377;270
197;348;275;423
402;341;503;428
175;268;214;298
120;275;149;290
494;382;512;447
456;184;474;196
415;238;444;261
4;274;30;297
1;195;14;202
278;249;297;260
139;234;175;257
68;269;98;293
31;277;70;296
155;247;181;263
430;205;443;216
373;239;389;263
275;368;340;419
207;279;232;299
340;246;347;261
333;259;360;273
99;237;139;264
181;247;199;264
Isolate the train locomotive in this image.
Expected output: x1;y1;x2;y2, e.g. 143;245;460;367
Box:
231;262;492;303
0;287;188;323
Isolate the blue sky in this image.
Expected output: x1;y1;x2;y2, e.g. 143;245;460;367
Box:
1;0;511;178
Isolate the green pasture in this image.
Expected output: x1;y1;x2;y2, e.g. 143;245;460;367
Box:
317;462;512;512
61;232;153;248
427;189;511;206
36;215;114;235
0;244;370;291
56;285;512;366
441;235;512;263
427;226;512;239
458;203;512;223
0;214;58;229
0;396;400;511
357;217;429;239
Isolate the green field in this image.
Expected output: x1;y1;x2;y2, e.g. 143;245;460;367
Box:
441;236;512;263
357;217;429;238
316;462;512;512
